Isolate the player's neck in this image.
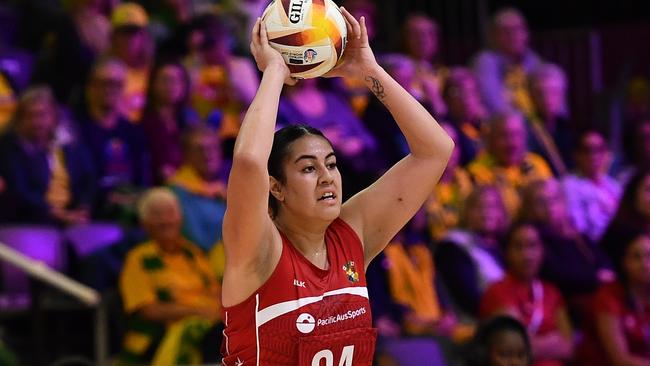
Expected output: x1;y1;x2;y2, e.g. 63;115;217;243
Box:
275;217;328;260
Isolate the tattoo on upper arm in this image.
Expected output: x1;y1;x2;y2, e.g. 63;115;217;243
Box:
365;76;386;100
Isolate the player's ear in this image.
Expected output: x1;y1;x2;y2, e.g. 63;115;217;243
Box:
269;176;284;202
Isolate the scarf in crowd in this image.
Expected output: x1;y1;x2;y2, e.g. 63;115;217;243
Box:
168;165;226;199
384;242;441;323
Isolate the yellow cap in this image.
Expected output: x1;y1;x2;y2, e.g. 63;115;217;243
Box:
111;2;148;28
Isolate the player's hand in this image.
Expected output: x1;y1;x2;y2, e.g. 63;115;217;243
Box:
250;18;297;85
323;7;378;79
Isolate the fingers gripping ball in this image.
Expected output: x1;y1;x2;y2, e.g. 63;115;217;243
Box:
262;0;347;79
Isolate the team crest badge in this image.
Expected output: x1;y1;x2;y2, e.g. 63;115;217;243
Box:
303;49;317;63
342;261;359;283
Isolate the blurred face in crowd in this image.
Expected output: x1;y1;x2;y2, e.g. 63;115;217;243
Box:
446;71;487;122
489;115;527;167
467;188;506;236
88;61;126;114
142;197;183;250
622;235;650;286
153;64;187;107
492;9;529;60
405;15;439;62
489;330;530;366
528;179;568;229
17;98;58;146
575;132;609;180
112;27;151;67
506;224;544;280
531;73;566;120
635;174;650;221
186;131;222;180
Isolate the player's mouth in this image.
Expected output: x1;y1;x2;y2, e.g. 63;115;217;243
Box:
317;192;336;201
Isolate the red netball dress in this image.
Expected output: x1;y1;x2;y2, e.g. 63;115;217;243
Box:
222;218;377;366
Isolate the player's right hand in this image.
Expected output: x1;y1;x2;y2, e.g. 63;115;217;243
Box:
250;18;296;85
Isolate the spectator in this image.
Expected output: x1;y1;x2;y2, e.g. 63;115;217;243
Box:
472;8;542;115
443;67;488;165
467;315;532;366
117;187;222;365
140;60;199;184
527;63;573;175
481;222;574;366
435;185;509;317
109;2;155;122
578;228;650;365
168;125;227;253
278;78;379;197
562;130;621;242
468;112;553;215
367;208;474;365
0;86;94;224
402;14;447;116
600;169;650;252
40;0;110;102
184;13;259;144
425;122;473;241
75;58;150;219
368;208;473;340
521;179;611;312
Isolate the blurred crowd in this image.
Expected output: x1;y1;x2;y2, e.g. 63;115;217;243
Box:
0;0;649;365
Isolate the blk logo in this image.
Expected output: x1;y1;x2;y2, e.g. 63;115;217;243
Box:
293;279;306;288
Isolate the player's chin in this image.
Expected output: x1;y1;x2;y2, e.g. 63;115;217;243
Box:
317;204;341;221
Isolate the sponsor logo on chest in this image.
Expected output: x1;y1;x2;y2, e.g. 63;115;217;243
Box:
295;307;367;334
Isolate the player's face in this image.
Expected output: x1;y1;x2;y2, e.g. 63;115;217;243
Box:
279;135;342;221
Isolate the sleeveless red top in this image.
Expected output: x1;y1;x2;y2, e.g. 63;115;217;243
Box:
221;218;376;366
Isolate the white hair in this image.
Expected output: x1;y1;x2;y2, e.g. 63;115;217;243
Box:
137;187;181;222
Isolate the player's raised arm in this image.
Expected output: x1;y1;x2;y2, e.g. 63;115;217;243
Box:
335;9;454;263
223;19;291;275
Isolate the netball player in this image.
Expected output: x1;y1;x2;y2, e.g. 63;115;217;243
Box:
221;8;454;365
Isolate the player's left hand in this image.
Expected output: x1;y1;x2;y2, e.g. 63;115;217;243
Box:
323;7;378;79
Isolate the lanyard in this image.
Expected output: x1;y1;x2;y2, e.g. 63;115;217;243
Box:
528;280;545;335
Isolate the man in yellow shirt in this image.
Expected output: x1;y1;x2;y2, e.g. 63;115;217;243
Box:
468;112;552;214
118;188;222;365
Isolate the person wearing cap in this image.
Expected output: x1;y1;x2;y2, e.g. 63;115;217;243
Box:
110;2;154;123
